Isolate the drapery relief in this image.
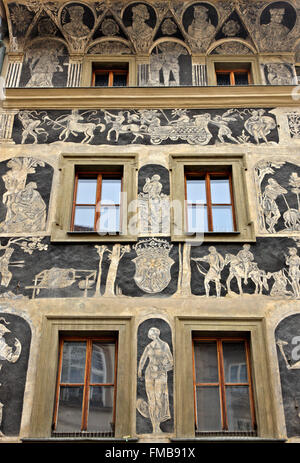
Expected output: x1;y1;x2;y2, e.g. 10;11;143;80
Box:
0;313;31;436
11;108;279;146
136;318;173;435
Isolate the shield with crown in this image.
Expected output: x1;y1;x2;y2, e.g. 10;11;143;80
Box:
132;239;174;293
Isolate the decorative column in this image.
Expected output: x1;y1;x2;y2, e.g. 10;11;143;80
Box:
192;63;208;86
0;109;18;143
5;52;23;88
67;54;84;87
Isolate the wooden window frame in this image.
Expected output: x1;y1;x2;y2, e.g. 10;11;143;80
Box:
216;69;252;86
170;153;254;243
192;336;256;434
52;335;118;435
71;172;123;233
185;171;236;233
92;69;129;87
50;153;138;243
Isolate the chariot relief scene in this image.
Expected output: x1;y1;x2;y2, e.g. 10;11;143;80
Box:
10;107;279;146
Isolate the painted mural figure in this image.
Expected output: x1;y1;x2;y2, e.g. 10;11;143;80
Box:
0;318;22;436
62;5;91;37
193;246;225;297
150;43;187;86
138;175;170;233
265;64;293;85
285;247;300;298
137;327;173;434
0;157;47;233
126;4;154;51
187;5;216;41
244;109;276;144
236;244;254;283
45;110;105;143
18;111;48;144
0;158;46;233
262;178;287;233
260;8;290;49
268;270;292;297
210;110;240;144
25;43;66;88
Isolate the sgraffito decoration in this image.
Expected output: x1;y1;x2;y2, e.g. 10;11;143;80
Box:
0;157;53;234
0;313;31;436
12;108;279;146
133;239;175;294
19;40;69;88
259;1;297;51
254;160;300;234
276;314;300;437
137;164;170;235
136;318;173;435
1;234;300;300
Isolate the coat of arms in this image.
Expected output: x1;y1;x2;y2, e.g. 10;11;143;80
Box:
133;239;174;293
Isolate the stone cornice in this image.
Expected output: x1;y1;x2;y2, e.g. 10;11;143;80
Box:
2;85;300;110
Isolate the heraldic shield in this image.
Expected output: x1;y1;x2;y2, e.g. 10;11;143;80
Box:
133;239;174;293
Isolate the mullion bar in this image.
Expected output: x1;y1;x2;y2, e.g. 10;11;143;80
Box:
206;173;213;231
94;173;102;231
218;340;228;430
81;339;92;430
52;338;65;430
245;340;256;430
192;340;198;429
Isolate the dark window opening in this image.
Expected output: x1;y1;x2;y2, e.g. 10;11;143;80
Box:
192;336;256;435
52;336;118;436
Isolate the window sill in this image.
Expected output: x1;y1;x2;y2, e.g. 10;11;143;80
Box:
171;230;256;243
50;226;138;243
170;437;287;443
22;437;139;443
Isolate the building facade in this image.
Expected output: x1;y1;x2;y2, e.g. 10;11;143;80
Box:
0;0;300;444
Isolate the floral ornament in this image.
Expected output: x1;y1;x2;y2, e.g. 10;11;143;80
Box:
161;18;177;35
101;18;120;36
10;4;32;33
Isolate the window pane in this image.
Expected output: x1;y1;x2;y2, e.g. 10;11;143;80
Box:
217;73;231;86
61;342;86;383
226;386;253;431
210;178;231;204
212;206;233;232
76;178;97;204
194;342;219;383
95;73;109;86
113;73;127;87
187;205;208;232
196;386;222;431
87;386;114;431
73;206;95;231
223;342;248;383
97;206;120;233
91;343;115;384
186;179;206;204
234;72;249;86
101;179;121;204
56;386;84;431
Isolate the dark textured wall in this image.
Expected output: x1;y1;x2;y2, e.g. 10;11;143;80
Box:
275;314;300;438
0;313;31;436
